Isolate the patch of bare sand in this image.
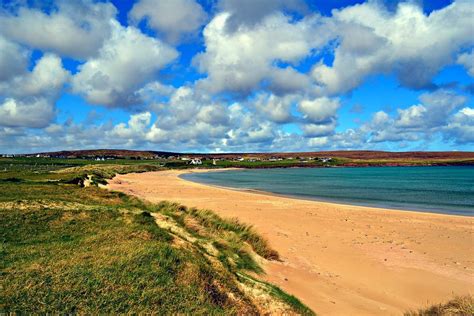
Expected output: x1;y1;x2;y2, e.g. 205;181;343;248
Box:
107;169;474;315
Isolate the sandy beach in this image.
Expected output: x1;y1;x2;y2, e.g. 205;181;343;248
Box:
108;169;474;315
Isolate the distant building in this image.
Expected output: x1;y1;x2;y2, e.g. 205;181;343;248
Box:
189;158;202;165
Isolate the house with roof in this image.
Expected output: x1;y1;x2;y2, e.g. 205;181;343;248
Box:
189;158;202;165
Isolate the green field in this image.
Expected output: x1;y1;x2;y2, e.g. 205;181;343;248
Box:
0;159;313;314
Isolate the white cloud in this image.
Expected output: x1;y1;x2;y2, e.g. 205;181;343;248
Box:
71;21;178;108
443;107;474;144
6;53;70;99
0;0;116;59
457;49;474;77
129;0;207;43
146;86;231;148
299;97;340;123
108;112;152;140
0;35;29;82
253;93;296;123
311;1;474;94
395;105;427;128
269;67;312;95
194;12;324;94
218;0;306;30
301;121;337;137
365;89;469;143
0;98;55;128
0;54;69;128
307;136;329;147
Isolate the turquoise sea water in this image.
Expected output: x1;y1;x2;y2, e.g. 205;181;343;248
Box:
181;166;474;216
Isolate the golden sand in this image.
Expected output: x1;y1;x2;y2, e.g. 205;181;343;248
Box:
108;169;474;315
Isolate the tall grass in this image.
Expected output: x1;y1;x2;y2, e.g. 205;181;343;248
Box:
0;161;312;314
186;207;279;260
405;295;474;316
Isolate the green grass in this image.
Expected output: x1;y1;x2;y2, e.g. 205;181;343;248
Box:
185;207;279;260
405;295;474;316
0;160;314;314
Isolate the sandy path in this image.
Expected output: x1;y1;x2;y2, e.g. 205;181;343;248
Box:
108;169;474;315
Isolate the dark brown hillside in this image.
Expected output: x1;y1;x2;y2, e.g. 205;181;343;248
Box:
23;149;474;160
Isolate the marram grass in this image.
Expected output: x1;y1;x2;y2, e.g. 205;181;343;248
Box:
0;160;313;314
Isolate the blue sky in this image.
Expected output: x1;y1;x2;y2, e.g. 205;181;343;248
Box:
0;0;473;153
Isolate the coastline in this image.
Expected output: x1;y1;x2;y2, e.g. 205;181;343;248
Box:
107;169;474;315
180;167;473;217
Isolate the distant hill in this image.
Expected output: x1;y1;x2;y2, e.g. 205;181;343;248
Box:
21;149;474;160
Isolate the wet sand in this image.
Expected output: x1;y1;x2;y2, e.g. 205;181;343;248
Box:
107;169;474;315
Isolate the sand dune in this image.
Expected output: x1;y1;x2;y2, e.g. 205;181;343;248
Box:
108;169;474;315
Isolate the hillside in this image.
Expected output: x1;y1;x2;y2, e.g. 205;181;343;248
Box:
16;149;474;161
0;162;312;314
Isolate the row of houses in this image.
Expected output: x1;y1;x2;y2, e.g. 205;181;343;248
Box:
2;153;332;164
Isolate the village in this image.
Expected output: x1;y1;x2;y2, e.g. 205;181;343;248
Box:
1;152;333;166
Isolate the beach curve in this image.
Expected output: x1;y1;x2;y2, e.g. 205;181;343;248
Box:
107;169;474;315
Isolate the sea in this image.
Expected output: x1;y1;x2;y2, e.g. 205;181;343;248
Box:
181;166;474;216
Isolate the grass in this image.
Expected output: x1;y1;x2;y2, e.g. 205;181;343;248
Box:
405;295;474;316
185;207;280;260
0;160;314;314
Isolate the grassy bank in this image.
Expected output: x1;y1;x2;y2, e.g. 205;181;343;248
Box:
405;295;474;316
0;161;313;314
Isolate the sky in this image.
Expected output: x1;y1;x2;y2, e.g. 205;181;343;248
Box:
0;0;473;154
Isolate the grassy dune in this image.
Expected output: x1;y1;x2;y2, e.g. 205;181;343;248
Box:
405;295;474;316
0;160;313;314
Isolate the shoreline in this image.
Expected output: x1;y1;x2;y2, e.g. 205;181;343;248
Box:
180;168;473;218
107;169;474;315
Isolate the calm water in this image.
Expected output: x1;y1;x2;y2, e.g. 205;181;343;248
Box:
182;166;474;216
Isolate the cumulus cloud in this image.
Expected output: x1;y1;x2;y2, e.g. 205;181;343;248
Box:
0;54;69;128
108;112;152;145
0;0;116;59
5;53;70;99
194;11;325;95
0;35;29;82
129;0;207;43
395;90;466;130
311;0;474;94
299;97;340;124
365;89;469;143
1;0;473;154
141;86;283;151
253;93;296;124
218;0;307;30
443;107;474;144
0;98;56;129
71;21;178;108
146;86;230;147
301;121;337;137
457;49;474;77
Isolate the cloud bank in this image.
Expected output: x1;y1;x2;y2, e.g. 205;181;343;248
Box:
0;0;473;153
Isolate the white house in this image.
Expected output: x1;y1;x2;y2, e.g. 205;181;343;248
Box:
189;158;202;165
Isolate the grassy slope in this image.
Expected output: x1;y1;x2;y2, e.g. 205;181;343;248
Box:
405;295;474;316
0;160;313;315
